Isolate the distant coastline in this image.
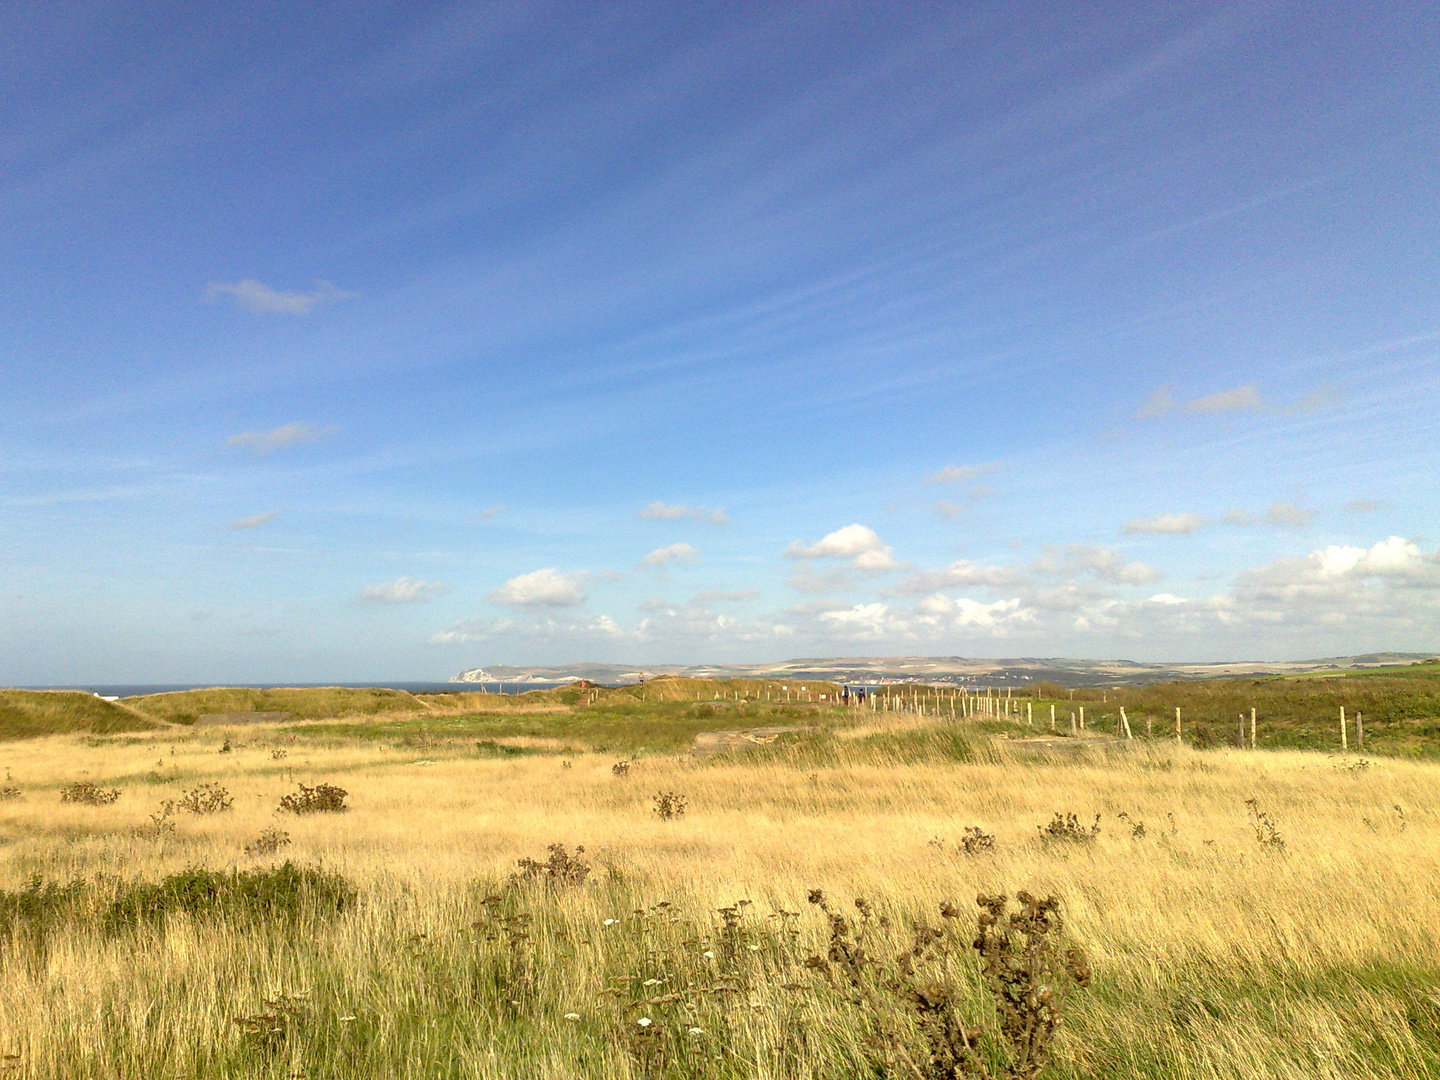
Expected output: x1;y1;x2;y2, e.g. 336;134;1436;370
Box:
451;652;1440;689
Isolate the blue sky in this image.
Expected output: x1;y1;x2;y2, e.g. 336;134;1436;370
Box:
3;1;1437;682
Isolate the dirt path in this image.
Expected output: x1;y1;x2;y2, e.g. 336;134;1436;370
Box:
691;726;803;757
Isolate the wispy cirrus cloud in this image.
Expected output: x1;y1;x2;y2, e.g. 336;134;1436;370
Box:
227;511;277;530
1137;384;1261;417
1122;512;1205;535
225;422;338;453
1345;499;1386;514
638;502;728;524
1136;383;1339;420
1223;501;1314;528
927;462;996;485
359;577;450;604
488;568;587;608
205;279;356;315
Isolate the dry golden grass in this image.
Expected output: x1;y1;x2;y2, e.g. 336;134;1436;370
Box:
0;713;1436;1077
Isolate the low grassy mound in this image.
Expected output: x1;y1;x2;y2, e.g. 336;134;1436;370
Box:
121;686;424;725
0;690;160;741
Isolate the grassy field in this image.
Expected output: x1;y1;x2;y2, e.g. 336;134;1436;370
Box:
1023;663;1440;757
0;673;1436;1078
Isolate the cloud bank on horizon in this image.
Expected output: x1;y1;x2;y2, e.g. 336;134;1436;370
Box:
1;2;1436;682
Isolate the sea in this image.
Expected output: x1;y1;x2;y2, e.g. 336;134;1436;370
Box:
24;681;578;697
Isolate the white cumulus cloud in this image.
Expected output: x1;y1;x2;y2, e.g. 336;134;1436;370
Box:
206;279;356;315
1033;544;1161;585
786;524;900;570
895;560;1021;594
638;502;728;524
915;594;1031;628
360;577;450;604
488;568;588;608
641;543;699;567
1265;501;1313;527
1122;512;1205;535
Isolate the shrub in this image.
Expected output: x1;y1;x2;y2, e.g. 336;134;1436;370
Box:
177;782;233;814
513;843;590;885
651;791;688;820
0;876;88;940
0;863;354;940
102;862;356;932
59;781;120;805
0;786;21;800
278;782;347;814
611;760;632;777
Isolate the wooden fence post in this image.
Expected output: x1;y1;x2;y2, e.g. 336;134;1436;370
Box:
1356;710;1364;751
1250;707;1257;750
1079;706;1085;730
1341;706;1348;751
1175;706;1182;744
1050;703;1056;731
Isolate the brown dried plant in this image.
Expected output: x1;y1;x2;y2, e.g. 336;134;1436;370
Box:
59;781;120;806
1244;798;1286;854
277;782;347;815
243;827;291;856
512;843;590;886
1036;813;1099;845
177;782;233;814
652;791;688;820
804;889;1089;1080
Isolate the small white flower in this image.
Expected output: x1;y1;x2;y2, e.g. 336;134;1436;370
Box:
339;1015;357;1023
702;950;715;959
643;978;661;987
748;944;760;951
637;1017;653;1028
688;1027;705;1036
603;919;616;926
563;1013;580;1021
